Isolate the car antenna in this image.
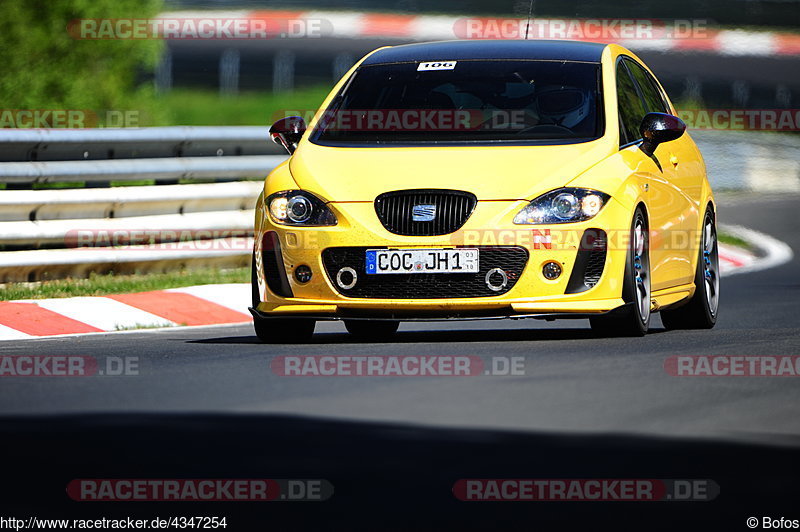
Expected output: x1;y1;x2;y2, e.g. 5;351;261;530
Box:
524;0;535;40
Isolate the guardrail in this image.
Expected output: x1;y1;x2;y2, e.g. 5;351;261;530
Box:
0;127;797;283
0;127;286;282
0;155;286;185
0;126;283;162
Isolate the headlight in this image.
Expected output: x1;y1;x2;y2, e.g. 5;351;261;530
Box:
266;190;337;226
513;188;610;225
286;196;312;223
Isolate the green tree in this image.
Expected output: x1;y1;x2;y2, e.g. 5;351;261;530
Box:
0;0;164;126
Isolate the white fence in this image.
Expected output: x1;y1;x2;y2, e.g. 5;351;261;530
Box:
0;127;284;282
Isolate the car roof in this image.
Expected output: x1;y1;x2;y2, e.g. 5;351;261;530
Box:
361;40;608;66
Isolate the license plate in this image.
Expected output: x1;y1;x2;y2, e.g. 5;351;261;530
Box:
365;248;479;275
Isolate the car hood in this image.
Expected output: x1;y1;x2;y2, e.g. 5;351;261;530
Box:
288;139;615;202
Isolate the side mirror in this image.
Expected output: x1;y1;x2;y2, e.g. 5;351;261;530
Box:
269;116;306;154
639;112;686;156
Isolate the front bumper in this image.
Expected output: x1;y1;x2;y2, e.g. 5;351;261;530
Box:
249;303;634;322
253;197;631;320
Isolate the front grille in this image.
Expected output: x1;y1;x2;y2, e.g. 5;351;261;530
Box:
375;189;477;236
322;246;528;299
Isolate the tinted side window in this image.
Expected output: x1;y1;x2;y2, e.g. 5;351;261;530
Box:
616;61;646;146
625;59;669;114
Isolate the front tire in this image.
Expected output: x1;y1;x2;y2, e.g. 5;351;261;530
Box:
660;206;719;330
589;206;651;337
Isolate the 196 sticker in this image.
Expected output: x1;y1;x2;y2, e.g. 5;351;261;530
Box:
417;61;457;71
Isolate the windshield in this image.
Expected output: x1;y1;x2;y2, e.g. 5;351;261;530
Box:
311;59;603;146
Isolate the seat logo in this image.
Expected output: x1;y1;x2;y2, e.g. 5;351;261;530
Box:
412;204;437;222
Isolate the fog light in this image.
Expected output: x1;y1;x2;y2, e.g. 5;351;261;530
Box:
542;261;562;280
294;265;312;284
336;267;357;290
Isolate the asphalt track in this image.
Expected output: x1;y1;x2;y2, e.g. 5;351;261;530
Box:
1;192;798;529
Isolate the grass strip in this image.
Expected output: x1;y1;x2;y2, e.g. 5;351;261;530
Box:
0;267;248;301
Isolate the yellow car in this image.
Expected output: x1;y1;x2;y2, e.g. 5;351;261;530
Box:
251;40;719;342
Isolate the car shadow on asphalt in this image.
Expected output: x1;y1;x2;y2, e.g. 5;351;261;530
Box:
189;327;669;345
